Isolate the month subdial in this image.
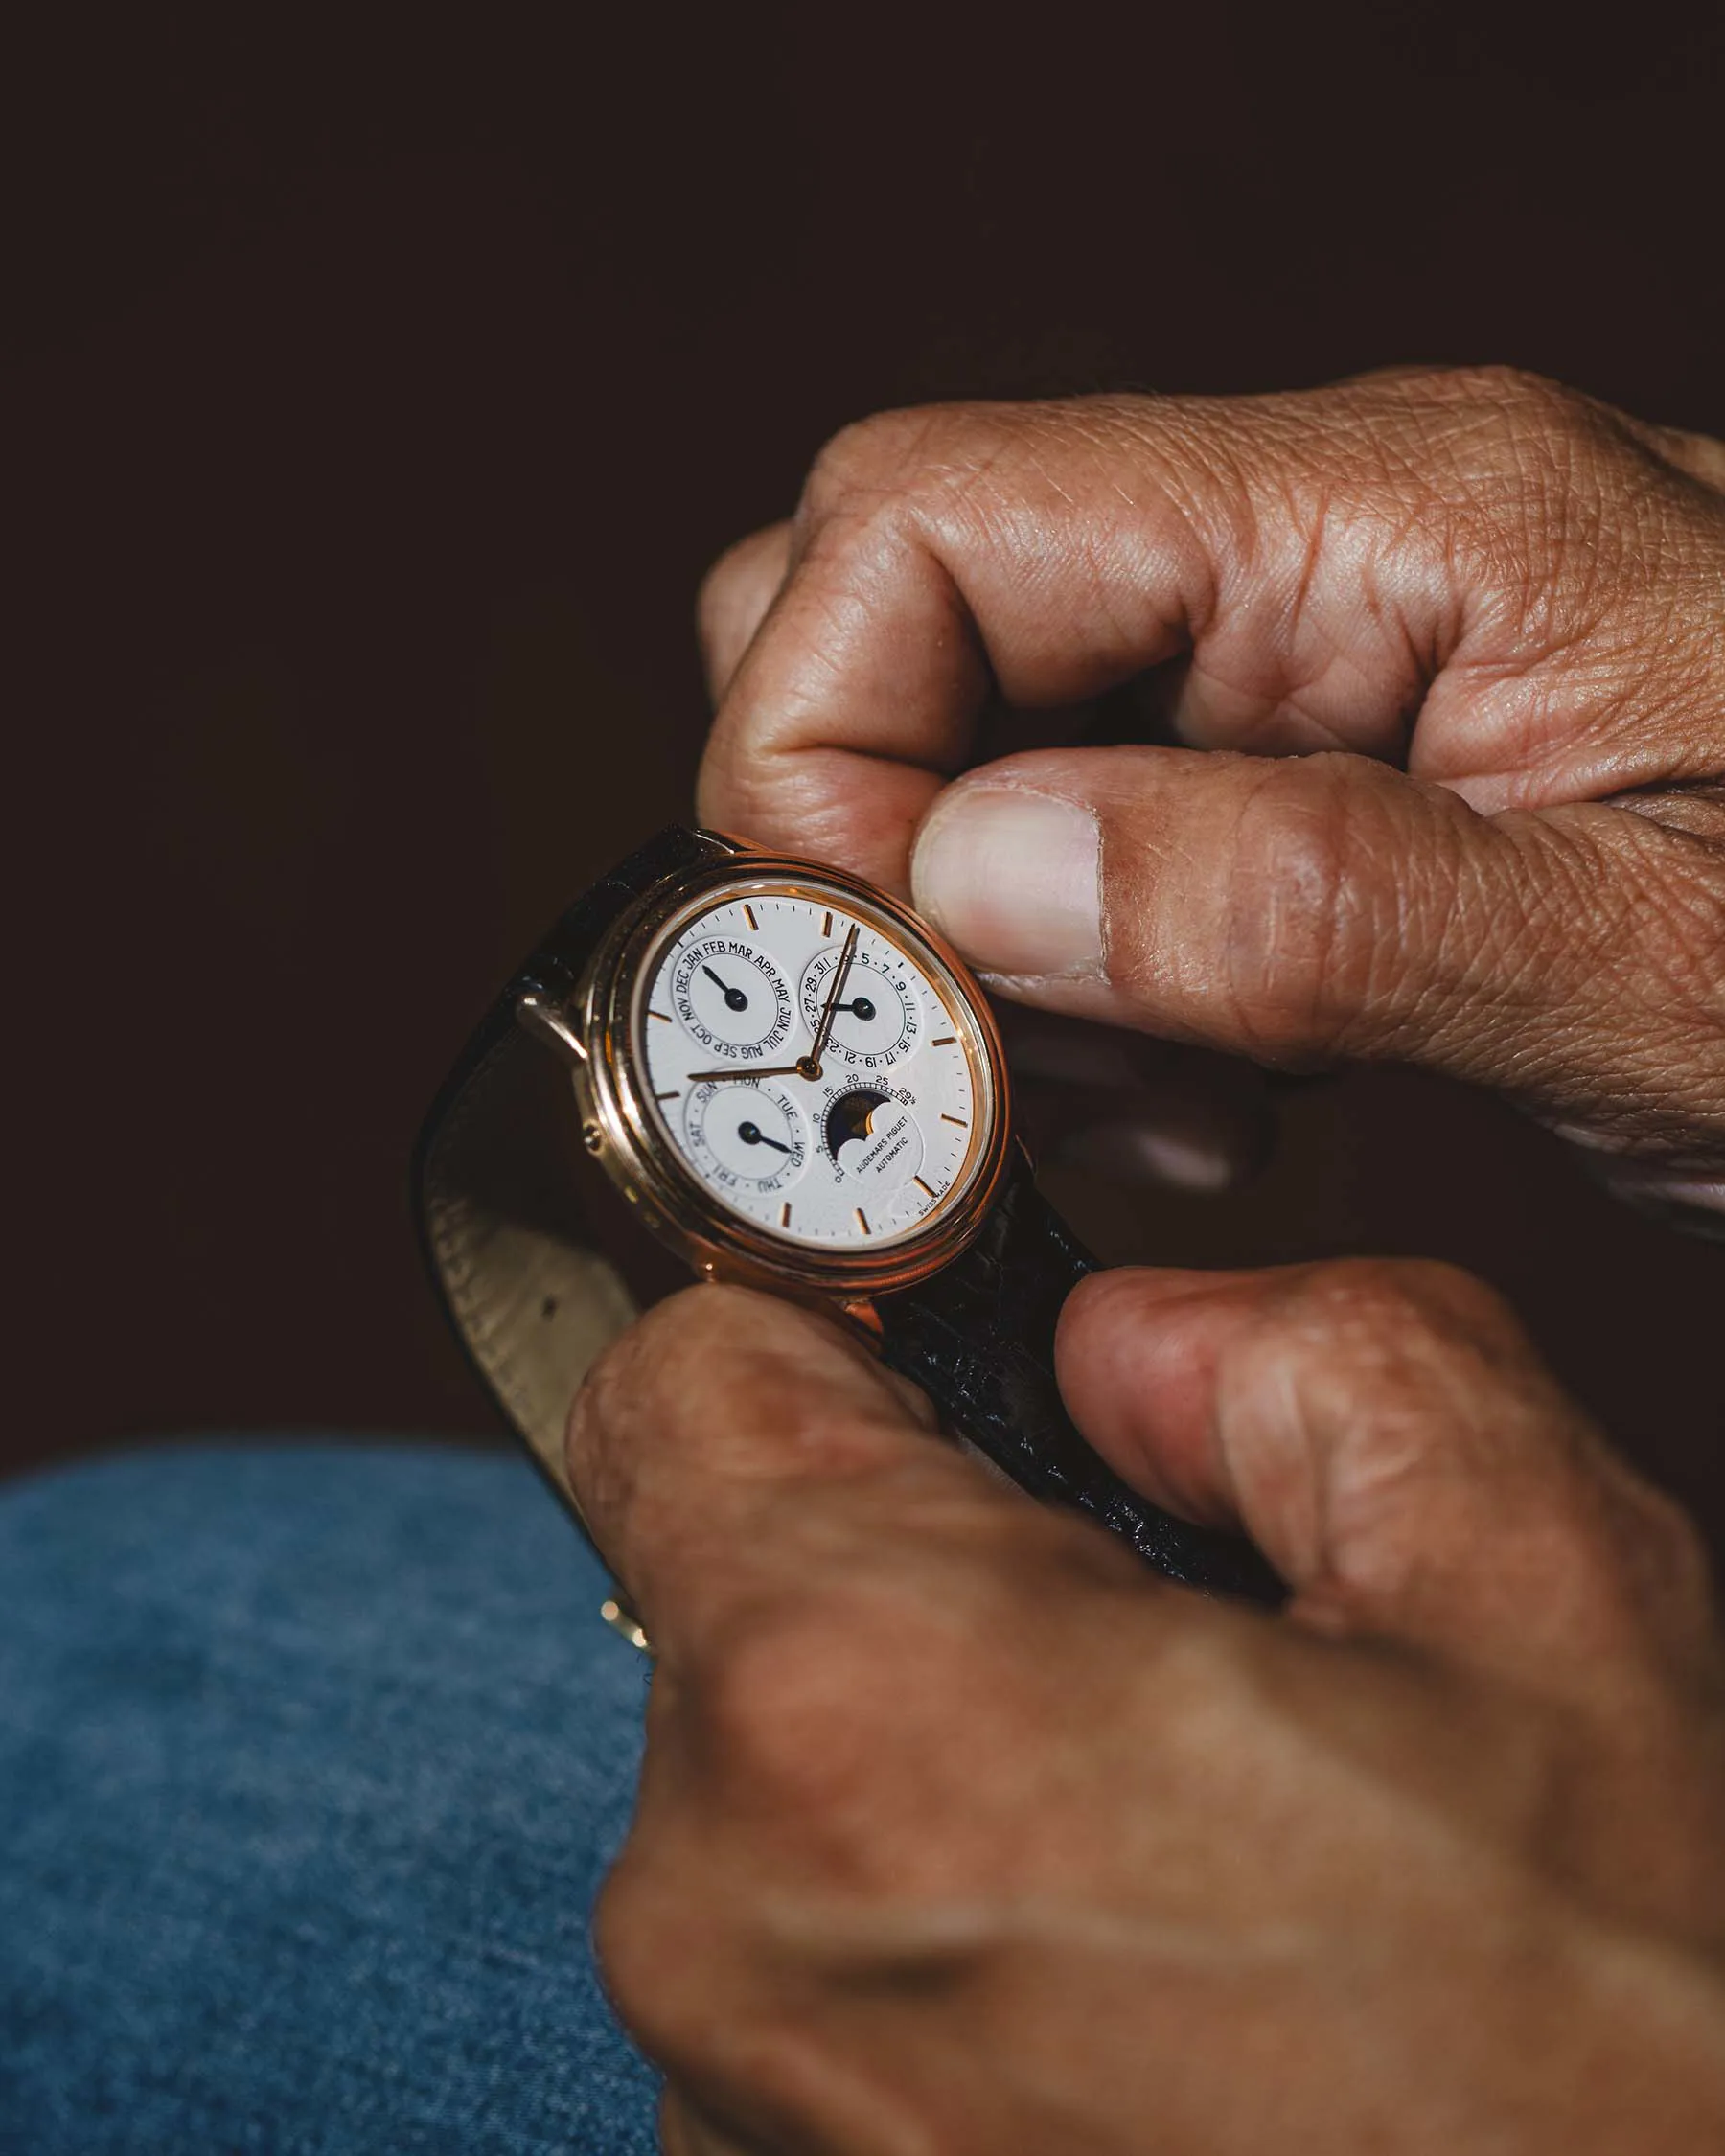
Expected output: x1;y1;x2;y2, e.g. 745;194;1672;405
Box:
683;1081;809;1196
669;936;794;1059
798;948;920;1069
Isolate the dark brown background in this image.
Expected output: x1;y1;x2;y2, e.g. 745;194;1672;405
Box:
8;9;1723;1535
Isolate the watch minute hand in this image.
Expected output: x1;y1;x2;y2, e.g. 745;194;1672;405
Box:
802;924;859;1078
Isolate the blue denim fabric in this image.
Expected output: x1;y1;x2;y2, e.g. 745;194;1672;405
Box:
0;1441;661;2154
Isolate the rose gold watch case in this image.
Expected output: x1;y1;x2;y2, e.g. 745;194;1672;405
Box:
567;845;1015;1298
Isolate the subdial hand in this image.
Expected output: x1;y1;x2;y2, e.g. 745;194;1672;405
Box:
833;996;876;1021
702;963;749;1013
736;1120;793;1155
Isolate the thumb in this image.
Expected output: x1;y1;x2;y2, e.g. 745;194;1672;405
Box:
908;744;1725;1158
1055;1258;1714;1691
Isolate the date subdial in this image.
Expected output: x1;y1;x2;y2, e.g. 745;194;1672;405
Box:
671;936;794;1059
798;947;919;1069
683;1081;809;1195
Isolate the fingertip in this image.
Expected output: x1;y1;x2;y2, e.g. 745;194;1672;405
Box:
1056;1266;1276;1525
563;1284;723;1501
909;774;1103;982
564;1284;936;1555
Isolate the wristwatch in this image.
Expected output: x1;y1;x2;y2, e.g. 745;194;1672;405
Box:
414;825;1279;1618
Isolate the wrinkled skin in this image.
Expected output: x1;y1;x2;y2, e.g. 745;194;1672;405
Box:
568;374;1725;2149
571;1271;1725;2153
698;370;1725;1214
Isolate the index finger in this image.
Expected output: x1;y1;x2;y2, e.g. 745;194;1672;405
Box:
694;390;1432;890
564;1284;1084;1661
695;378;1714;893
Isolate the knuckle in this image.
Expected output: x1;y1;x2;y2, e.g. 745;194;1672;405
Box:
594;1850;716;2065
1212;754;1540;1071
801;405;951;521
1211;757;1358;1062
1127;1615;1319;1787
1519;1469;1721;1690
567;1286;775;1506
1256;1258;1530;1414
1600;1474;1718;1644
684;1521;1072;1868
1214;755;1444;1062
568;1290;700;1450
799;401;1019;540
1375;366;1621;556
564;1320;651;1495
694;1595;912;1813
1418;363;1603;447
1138;1606;1254;1715
1293;1255;1514;1344
1263;1261;1715;1658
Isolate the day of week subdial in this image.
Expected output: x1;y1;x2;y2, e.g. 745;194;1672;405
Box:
682;1079;809;1196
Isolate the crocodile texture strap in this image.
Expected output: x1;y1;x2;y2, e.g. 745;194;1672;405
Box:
875;1157;1284;1604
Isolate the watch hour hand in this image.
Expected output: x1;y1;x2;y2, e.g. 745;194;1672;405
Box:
683;1063;807;1084
702;963;749;1012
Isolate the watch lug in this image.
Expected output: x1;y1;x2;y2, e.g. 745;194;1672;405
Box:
515;988;587;1066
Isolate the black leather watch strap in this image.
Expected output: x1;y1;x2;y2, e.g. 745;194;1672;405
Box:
413;825;721;1531
875;1156;1284;1604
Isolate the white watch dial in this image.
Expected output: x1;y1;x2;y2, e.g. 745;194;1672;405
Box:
634;884;991;1250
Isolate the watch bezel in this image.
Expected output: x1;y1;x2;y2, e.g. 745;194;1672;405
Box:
572;848;1014;1296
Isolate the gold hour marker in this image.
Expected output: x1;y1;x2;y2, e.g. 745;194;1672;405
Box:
780;1201;792;1227
743;903;759;931
655;1089;680;1101
821;909;833;937
913;1175;937;1199
649;1009;672;1023
931;1035;956;1046
940;1112;968;1127
855;1207;870;1235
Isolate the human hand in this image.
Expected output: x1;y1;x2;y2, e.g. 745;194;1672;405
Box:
570;1267;1725;2154
697;373;1725;1224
